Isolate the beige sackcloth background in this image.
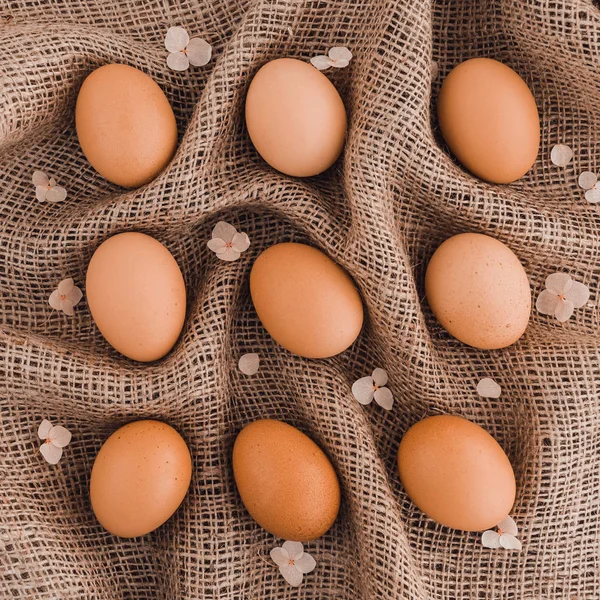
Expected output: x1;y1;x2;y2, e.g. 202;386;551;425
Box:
1;0;600;598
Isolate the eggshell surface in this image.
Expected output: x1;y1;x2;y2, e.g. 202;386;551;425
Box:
86;232;186;362
76;64;178;188
397;415;516;531
245;58;347;177
232;419;340;541
437;58;540;183
250;242;363;358
425;233;531;349
90;420;192;538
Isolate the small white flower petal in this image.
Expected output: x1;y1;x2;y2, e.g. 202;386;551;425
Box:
545;272;571;295
564;280;590;308
68;285;83;307
40;442;63;465
481;530;502;549
186;37;212;67
294;552;316;574
282;541;304;560
217;247;241;262
238;353;259;375
32;170;49;186
499;533;522;550
48;177;57;187
329;59;349;69
536;289;560;316
371;367;388;387
310;55;333;71
211;221;238;242
207;238;227;253
270;546;290;568
38;419;53;440
497;515;518;536
585;188;600;203
58;278;74;295
165;26;189;53
578;171;597;190
49;290;62;311
61;299;75;317
352;376;375;405
35;186;48;202
374;387;393;410
48;425;71;448
328;46;352;62
554;298;574;322
279;564;303;587
167;51;190;72
231;232;250;253
476;377;501;399
46;185;67;203
431;61;439;81
550;144;573;167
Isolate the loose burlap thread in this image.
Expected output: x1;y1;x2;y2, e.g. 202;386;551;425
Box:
1;0;600;598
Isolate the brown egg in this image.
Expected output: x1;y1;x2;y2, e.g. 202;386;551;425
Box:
250;243;363;358
232;419;340;541
437;58;540;183
76;64;178;188
86;232;186;362
397;415;516;531
90;420;192;538
245;58;347;177
425;233;531;349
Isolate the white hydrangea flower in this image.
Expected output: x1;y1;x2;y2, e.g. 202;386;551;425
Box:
49;278;83;316
38;419;72;465
32;171;67;203
536;272;590;323
352;368;393;410
476;377;501;399
578;171;600;203
207;221;250;262
238;353;259;375
165;26;212;72
310;47;352;71
482;516;522;550
550;144;573;167
270;541;316;587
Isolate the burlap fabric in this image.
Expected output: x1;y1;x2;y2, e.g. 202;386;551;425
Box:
2;0;600;598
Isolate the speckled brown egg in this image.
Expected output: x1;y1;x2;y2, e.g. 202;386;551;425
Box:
397;415;516;531
90;420;192;538
425;233;531;349
86;232;186;362
232;419;340;541
76;64;178;188
437;58;540;183
250;242;363;358
245;58;347;177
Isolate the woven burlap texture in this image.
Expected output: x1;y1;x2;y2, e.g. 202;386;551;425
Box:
2;0;600;598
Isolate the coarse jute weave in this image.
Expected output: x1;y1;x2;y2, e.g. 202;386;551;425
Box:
1;0;600;598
